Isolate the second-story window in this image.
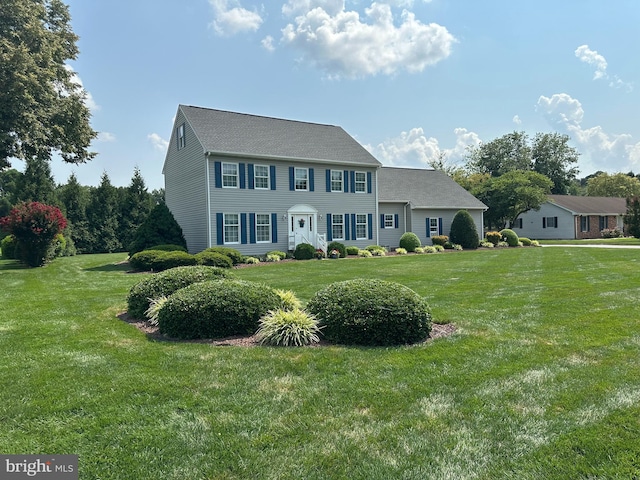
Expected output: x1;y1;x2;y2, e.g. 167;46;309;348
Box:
177;124;185;150
331;170;343;192
295;168;308;191
222;163;238;188
254;165;269;189
355;171;366;193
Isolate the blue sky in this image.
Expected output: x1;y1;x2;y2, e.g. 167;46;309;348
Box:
39;0;640;190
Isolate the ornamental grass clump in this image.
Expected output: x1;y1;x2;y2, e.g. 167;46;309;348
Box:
395;247;408;255
255;308;321;346
275;289;302;310
127;265;233;319
358;249;373;257
307;279;432;346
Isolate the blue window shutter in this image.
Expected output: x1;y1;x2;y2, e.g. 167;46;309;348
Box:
271;213;278;243
248;164;255;190
394;214;399;228
289;167;295;191
426;218;430;238
239;163;246;189
380;214;385;229
326;169;331;192
554;216;558;228
327;214;333;241
367;172;372;194
249;214;256;244
216;213;224;244
368;214;373;240
351;214;357;240
350;171;356;193
309;168;315;192
270;166;276;190
240;213;247;244
438;218;443;235
344;214;350;241
214;162;222;189
344;170;349;192
543;217;546;228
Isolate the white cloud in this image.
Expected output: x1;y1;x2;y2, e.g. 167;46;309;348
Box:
512;115;522;125
96;132;116;142
574;44;632;91
282;0;344;17
261;35;275;52
281;2;456;78
63;64;99;112
148;133;169;152
537;93;640;171
209;0;263;36
367;126;480;167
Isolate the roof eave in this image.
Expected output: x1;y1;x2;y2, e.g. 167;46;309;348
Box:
204;150;381;167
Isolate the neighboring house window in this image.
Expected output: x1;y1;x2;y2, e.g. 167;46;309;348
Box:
543;217;558;228
599;215;608;230
356;214;367;239
256;214;271;242
429;217;440;237
222;163;238;188
331;170;343;192
295;168;308;191
354;171;366;193
224;214;239;244
177;124;185;150
580;216;590;232
384;214;394;228
513;218;523;229
332;214;344;240
254;165;269;190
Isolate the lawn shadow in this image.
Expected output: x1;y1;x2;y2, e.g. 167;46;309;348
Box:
0;260;28;271
84;262;132;273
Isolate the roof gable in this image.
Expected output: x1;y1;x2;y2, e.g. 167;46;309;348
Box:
548;195;626;215
378;167;487;210
178;105;381;167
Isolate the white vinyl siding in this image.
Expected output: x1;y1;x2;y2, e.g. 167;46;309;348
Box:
256;214;271;242
254;165;269;190
222;163;238;188
224;214;239;244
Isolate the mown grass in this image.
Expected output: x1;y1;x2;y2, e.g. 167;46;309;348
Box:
1;248;640;479
538;237;640;245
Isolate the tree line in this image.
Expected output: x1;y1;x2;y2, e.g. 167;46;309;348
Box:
0;158;164;254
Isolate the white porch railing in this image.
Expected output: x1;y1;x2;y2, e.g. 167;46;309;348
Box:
288;233;327;255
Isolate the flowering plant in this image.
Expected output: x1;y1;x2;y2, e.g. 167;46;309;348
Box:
329;249;340;258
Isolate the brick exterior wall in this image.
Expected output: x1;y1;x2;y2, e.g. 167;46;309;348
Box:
575;215;618;239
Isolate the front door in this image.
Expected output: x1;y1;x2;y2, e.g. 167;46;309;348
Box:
292;214;314;247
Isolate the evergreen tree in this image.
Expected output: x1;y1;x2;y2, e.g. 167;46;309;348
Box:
129;203;187;256
119;167;154;250
57;172;91;252
15;158;57;204
86;172;121;253
625;196;640;238
449;210;480;249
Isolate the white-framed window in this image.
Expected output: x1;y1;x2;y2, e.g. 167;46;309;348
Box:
580;216;589;232
222;163;238;188
295;168;308;191
354;171;366;193
332;214;344;240
224;214;239;244
429;217;440;237
254;165;269;190
256;214;271;243
384;214;394;229
331;170;343;192
356;214;367;239
177;124;185;149
599;215;608;231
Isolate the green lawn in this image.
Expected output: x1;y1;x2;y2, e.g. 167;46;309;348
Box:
1;248;640;479
538;237;640;245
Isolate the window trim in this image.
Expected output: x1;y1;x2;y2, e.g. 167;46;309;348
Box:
580;215;590;232
254;165;270;190
295;167;308;191
332;214;344;241
255;213;271;243
354;171;366;193
355;214;367;240
223;213;240;244
177;124;185;150
222;162;239;189
384;214;394;229
330;170;343;192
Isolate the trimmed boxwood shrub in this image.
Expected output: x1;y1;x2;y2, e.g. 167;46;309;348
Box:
399;232;421;252
449;210;479;250
158;279;281;339
194;251;233;268
129;250;166;271
203;247;243;265
346;246;360;256
127;265;232;319
147;244;188;252
1;235;18;259
327;241;346;258
307;279;432;346
431;235;448;246
294;243;315;260
519;237;532;246
129;250;197;271
500;228;520;247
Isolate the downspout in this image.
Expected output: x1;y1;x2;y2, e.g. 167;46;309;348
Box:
205;155;212;248
375;167;380;246
404;202;410;233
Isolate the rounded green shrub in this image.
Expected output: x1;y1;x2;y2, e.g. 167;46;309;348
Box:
256;308;321;346
485;231;502;245
158;279;281;339
346;246;360;255
294;243;315;260
307;279;432;346
129;250;166;271
203;247;243;265
500;228;520;247
519;237;532;246
127;265;232;319
327;241;346;258
147;244;188;252
449;210;479;249
153;251;197;270
431;235;448;246
195;251;233;268
1;235;18;259
399;232;421;252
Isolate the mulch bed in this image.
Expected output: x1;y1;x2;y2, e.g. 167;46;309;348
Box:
118;312;456;347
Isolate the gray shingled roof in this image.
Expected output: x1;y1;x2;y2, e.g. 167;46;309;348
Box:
378;167;487;209
180;105;381;167
548;195;626;214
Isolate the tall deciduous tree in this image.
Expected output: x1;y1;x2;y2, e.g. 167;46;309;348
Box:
625;196;640;238
466;131;532;177
532;133;580;194
586;172;640;198
0;0;96;168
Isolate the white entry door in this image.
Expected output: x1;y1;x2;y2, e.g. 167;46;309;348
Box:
293;214;314;247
